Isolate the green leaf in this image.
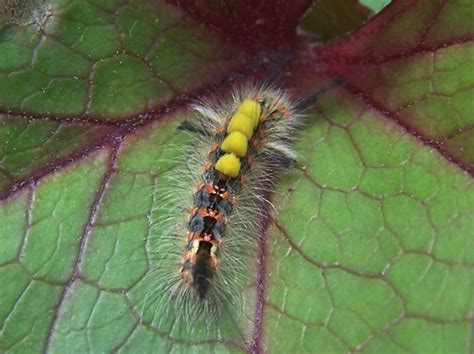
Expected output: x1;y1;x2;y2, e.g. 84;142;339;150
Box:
300;0;372;41
359;0;391;13
1;0;473;353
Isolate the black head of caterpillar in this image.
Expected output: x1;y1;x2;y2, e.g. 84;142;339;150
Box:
178;85;306;300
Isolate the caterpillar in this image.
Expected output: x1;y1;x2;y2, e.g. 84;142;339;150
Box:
138;82;310;335
179;87;302;298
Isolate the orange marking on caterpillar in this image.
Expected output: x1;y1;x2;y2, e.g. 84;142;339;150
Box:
247;154;255;166
209;143;219;153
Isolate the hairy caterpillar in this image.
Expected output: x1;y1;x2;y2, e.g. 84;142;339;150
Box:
178;85;303;296
135;82;312;336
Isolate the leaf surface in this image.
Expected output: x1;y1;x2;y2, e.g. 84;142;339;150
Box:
0;0;473;353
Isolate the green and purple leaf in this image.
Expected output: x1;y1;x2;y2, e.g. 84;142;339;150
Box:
0;0;473;353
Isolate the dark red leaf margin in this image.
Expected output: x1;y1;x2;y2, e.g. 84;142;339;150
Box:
167;0;312;45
